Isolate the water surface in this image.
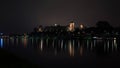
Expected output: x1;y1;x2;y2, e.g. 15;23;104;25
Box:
0;37;120;68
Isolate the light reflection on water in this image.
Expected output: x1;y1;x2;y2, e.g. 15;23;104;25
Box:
68;40;74;56
0;38;3;48
0;37;120;57
22;37;27;48
39;39;43;51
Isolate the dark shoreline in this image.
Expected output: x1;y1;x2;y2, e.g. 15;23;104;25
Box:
0;49;40;68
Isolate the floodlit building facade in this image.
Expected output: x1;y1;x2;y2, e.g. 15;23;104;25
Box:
68;21;75;32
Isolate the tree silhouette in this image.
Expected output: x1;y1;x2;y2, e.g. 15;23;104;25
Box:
33;27;38;33
96;21;113;33
96;21;112;28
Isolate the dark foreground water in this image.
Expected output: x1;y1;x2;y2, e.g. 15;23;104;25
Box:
0;37;120;68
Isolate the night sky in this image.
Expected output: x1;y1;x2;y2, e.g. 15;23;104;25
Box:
1;0;120;33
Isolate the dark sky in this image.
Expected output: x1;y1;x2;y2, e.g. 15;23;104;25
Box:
1;0;120;33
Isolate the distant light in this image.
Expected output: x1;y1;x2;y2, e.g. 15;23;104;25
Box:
93;37;97;39
0;33;3;35
114;37;116;40
68;22;75;32
54;24;57;26
80;24;84;29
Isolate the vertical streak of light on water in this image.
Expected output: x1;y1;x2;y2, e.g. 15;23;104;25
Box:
23;37;27;48
68;40;72;56
79;40;83;56
64;40;67;49
114;37;117;51
112;39;114;52
78;40;80;48
0;38;3;48
87;40;89;49
40;38;43;51
104;40;106;52
107;40;109;52
72;40;75;56
93;40;96;47
61;40;63;49
52;40;54;47
91;40;93;51
68;40;74;56
31;37;33;46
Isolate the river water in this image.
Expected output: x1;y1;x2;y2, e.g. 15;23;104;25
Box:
0;37;120;68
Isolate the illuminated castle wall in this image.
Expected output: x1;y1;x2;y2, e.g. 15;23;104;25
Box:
68;21;75;32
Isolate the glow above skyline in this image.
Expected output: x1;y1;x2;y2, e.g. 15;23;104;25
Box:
1;0;120;33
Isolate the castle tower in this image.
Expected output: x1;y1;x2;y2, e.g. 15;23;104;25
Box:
68;21;75;32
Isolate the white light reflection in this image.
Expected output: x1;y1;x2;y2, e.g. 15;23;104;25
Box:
61;40;63;49
114;37;117;51
107;40;109;52
87;40;89;49
40;39;43;51
68;40;74;56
